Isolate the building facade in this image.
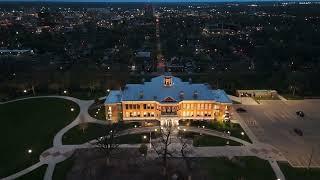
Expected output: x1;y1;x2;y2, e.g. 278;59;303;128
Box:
105;75;232;125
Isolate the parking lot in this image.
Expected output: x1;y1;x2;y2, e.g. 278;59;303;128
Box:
235;99;320;167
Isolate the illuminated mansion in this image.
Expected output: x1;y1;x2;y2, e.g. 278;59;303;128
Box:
104;75;232;125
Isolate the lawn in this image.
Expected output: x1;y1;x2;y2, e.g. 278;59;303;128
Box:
179;120;252;143
116;132;160;144
200;157;276;180
278;162;320;180
16;165;47;180
180;131;242;146
0;98;80;178
53;156;74;180
88;99;106;120
63;122;143;144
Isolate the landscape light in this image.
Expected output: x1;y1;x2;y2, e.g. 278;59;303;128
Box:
183;128;186;131
63;90;67;94
154;129;157;132
23;89;27;93
202;126;205;128
27;149;32;154
143;135;147;139
241;132;245;136
134;125;137;128
107;89;110;92
227;131;230;134
71;108;74;112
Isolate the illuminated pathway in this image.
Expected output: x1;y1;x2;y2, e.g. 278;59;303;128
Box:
1;95;285;180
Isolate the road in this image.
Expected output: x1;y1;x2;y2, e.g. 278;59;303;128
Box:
154;15;165;73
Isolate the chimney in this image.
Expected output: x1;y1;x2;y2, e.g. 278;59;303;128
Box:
193;90;198;99
139;90;144;99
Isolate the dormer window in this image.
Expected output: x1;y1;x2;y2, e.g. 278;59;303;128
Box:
139;90;144;99
179;91;184;99
164;76;173;87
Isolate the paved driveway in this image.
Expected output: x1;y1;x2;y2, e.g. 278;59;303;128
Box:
235;100;320;167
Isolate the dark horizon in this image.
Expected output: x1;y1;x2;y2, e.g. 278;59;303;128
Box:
0;0;318;3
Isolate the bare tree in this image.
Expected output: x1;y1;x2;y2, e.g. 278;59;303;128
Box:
78;114;88;133
151;125;175;177
179;136;193;180
93;124;120;166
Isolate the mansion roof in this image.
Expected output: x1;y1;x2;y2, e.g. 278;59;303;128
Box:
105;75;232;104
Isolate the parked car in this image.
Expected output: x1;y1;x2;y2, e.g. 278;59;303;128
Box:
294;128;303;136
236;108;247;113
296;111;305;117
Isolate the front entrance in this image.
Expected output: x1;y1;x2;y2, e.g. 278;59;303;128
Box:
160;118;179;127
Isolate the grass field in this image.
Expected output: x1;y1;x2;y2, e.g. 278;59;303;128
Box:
201;157;276;180
278;162;320;180
0;98;79;178
180;131;242;146
88;99;106;120
62;122;142;144
179;120;252;143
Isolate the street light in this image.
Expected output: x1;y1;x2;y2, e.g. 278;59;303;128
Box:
27;149;32;154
